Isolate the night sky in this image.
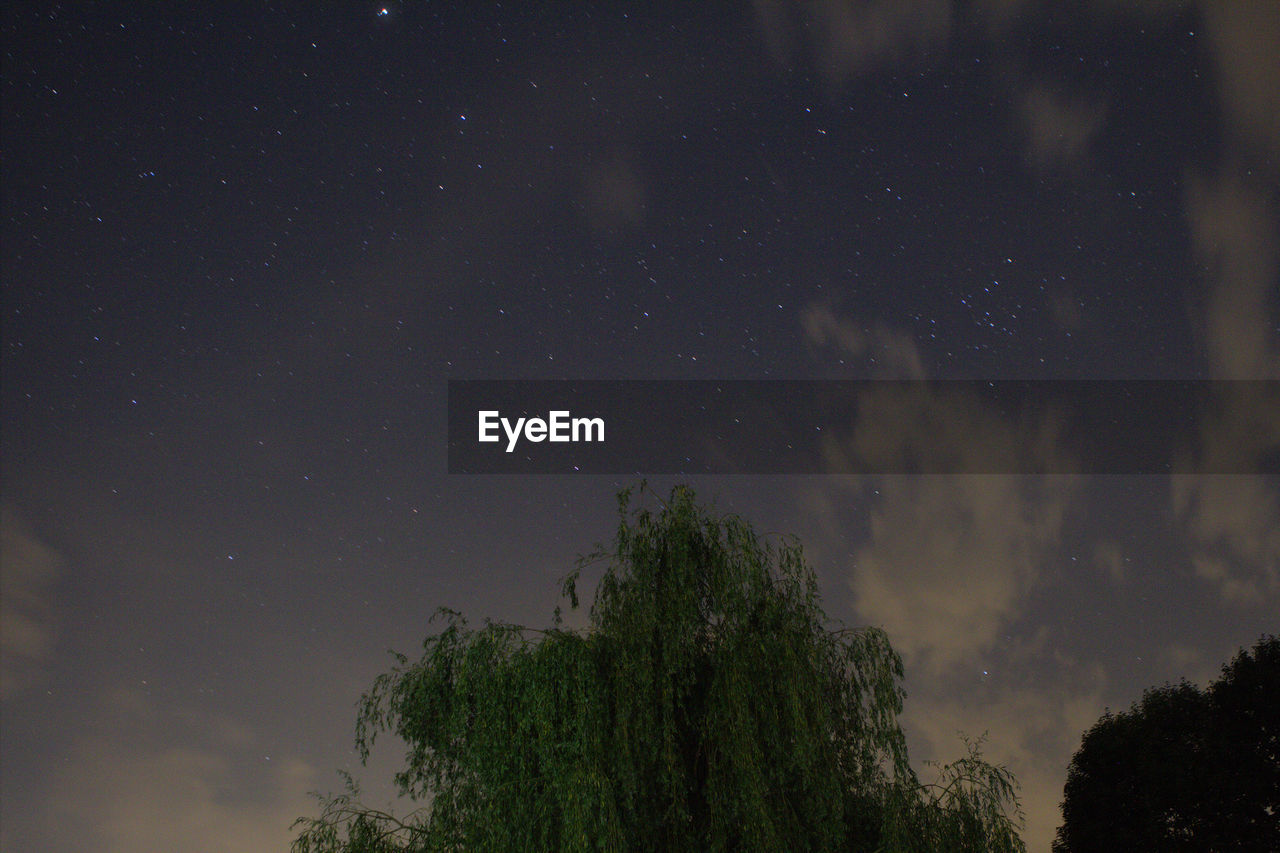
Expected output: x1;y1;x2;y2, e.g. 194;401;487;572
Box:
2;3;1277;851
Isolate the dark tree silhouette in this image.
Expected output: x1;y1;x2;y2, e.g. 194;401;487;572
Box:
294;485;1026;852
1054;635;1279;852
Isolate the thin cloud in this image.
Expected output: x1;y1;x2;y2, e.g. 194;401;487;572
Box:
1;505;61;700
1172;473;1280;606
1184;167;1279;380
1019;84;1107;174
844;471;1079;676
1199;0;1280;165
801;303;927;379
38;687;316;853
1091;541;1130;586
969;0;1042;36
580;149;648;233
902;669;1109;852
753;0;953;87
798;307;1082;674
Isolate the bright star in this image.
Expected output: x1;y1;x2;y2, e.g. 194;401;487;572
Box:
377;7;389;17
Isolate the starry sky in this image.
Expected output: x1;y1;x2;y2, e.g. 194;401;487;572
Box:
2;3;1277;851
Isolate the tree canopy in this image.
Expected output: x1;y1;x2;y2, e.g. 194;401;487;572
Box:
1053;634;1279;852
294;484;1025;852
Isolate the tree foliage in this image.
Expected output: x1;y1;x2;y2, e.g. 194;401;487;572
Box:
294;484;1025;852
1053;634;1279;852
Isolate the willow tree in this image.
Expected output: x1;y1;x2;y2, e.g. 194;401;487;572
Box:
294;485;1024;852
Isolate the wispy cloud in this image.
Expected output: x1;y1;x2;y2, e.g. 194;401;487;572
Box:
798;307;1082;677
37;687;316;853
1184;168;1279;380
580;148;648;232
1199;0;1280;165
801;303;927;378
1019;84;1107;175
753;0;953;86
844;472;1079;676
1173;471;1280;606
902;666;1109;851
1;505;61;700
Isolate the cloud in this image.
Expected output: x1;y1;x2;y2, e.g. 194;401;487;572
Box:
1091;541;1129;585
1183;167;1279;380
801;303;927;378
798;306;1082;674
1161;643;1216;685
1172;472;1280;606
1172;4;1279;606
1198;0;1280;165
1;505;61;700
1046;288;1084;333
1089;0;1191;18
796;463;1096;851
1173;393;1279;611
802;389;1081;676
844;472;1079;676
1173;8;1279;596
902;668;1109;853
1098;1;1280;383
968;0;1042;36
753;0;953;86
580;149;647;232
36;687;317;853
1019;83;1107;174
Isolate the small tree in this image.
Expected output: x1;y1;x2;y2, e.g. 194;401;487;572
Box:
1054;635;1279;852
294;485;1025;852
